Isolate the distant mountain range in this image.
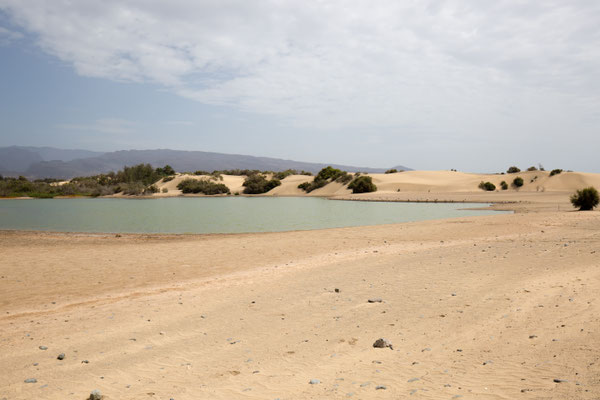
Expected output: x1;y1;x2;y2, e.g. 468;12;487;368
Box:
0;146;410;179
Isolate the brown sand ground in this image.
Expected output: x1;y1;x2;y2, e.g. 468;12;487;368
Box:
1;206;599;399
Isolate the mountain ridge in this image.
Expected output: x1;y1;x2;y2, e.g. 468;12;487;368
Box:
0;147;410;179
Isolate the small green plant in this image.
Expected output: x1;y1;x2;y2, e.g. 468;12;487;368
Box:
348;176;377;193
478;181;496;191
512;177;524;188
162;176;175;183
161;187;168;193
527;166;538;171
507;166;521;173
385;169;398;174
549;169;563;177
570;187;599;210
500;181;508;190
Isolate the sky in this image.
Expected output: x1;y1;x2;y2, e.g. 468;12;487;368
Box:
1;1;599;172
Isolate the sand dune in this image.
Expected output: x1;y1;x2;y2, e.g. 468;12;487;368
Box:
1;211;599;399
150;170;600;199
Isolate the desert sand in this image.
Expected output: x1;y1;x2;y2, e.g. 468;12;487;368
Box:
1;201;600;399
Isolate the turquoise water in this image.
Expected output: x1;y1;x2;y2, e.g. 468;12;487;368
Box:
0;197;508;234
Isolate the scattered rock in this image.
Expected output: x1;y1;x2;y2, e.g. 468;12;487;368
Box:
375;385;387;390
368;298;383;303
24;378;37;383
309;379;321;384
82;360;89;364
529;335;538;339
57;353;65;360
553;379;568;383
39;346;48;350
88;390;103;400
407;377;420;382
335;288;340;293
373;338;393;350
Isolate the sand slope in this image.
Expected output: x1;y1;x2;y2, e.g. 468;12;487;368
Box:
1;211;599;399
149;170;600;199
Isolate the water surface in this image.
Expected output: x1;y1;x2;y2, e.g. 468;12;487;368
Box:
0;197;508;234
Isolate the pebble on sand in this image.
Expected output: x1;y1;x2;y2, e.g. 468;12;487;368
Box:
368;298;383;303
24;378;37;383
57;353;65;360
88;389;103;400
375;385;387;390
309;379;321;384
39;346;48;350
373;338;393;350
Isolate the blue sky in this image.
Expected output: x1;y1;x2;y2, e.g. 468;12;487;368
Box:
1;2;599;172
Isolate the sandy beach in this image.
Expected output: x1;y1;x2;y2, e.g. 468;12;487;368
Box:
1;200;599;399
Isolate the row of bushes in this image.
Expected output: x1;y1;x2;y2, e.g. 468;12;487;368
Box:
506;165;563;176
296;167;377;194
193;169;313;178
479;177;524;191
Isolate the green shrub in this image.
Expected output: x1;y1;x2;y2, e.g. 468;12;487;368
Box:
119;182;145;195
242;174;281;194
300;171;313;176
507;166;521;173
144;185;159;194
194;170;210;176
335;171;353;184
348;176;377;193
527;166;538;171
385;169;398;174
177;178;230;195
162;176;175;183
161;188;168;193
549;169;563;177
500;181;508;190
155;165;175;176
478;181;496;191
570;187;599;210
316;166;345;181
512;177;524;188
273;169;297;180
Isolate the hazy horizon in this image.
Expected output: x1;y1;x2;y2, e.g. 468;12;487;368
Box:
1;2;599;173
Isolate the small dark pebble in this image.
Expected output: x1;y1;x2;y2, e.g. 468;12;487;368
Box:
553;379;568;383
57;353;65;360
375;385;387;390
24;378;37;383
39;346;48;350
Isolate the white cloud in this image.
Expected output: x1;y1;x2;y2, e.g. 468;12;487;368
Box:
2;1;600;138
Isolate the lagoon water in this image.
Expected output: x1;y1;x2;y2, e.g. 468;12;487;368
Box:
0;197;508;234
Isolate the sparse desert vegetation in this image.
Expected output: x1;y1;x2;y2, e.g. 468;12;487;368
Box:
570;187;599;210
478;181;496;191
